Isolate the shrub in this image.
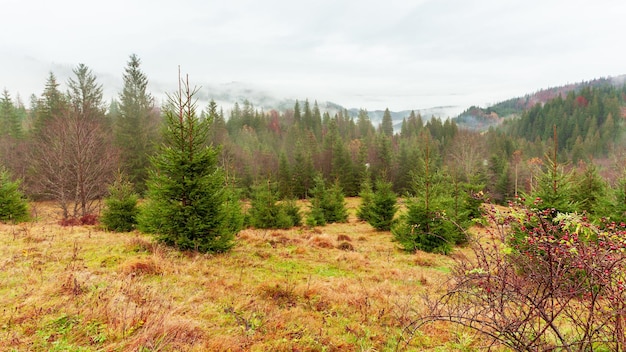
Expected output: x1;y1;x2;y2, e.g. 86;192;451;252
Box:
367;180;398;231
408;204;626;351
101;173;138;232
247;182;301;229
0;168;29;223
356;178;374;222
306;176;348;226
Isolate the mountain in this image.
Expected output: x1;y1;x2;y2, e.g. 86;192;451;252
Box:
453;75;626;131
188;81;464;130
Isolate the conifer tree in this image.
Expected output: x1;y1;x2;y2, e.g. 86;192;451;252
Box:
292;143;315;199
572;162;607;216
139;74;242;253
33;72;68;135
101;172;138;232
306;176;348;226
0;168;29;223
381;108;394;137
367;179;398;231
247;181;300;229
392;137;458;254
114;54;159;193
357;109;374;138
356;176;374;222
609;170;626;223
0;90;23;139
67;63;107;123
529;126;576;214
277;152;292;198
31;64;117;219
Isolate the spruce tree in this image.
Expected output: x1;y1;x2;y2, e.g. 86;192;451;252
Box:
277;152;292;198
114;54;159;193
0;89;23;139
139;75;241;253
33;72;68;135
247;181;300;229
306;176;348;226
101;173;139;232
529;127;576;214
381;108;394;137
392;137;458;254
0;168;29;223
572;162;607;216
610;170;626;223
356;176;374;222
367;180;398;231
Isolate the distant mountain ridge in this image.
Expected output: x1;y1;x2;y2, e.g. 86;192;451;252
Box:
453;75;626;131
190;81;464;130
156;76;626;134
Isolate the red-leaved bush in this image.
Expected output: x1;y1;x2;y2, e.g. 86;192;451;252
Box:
59;214;99;227
402;202;626;351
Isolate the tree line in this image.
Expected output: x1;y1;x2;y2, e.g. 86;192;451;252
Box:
3;55;626;254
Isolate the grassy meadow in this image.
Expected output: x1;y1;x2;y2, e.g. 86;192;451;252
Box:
0;198;484;351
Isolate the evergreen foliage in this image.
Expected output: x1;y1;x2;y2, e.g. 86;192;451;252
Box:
247;181;301;229
609;171;626;223
32;72;68;135
571;162;607;216
367;180;398;231
507;85;624;158
392;140;464;254
0;89;23;139
0;168;29;223
381;108;394;137
527;133;577;215
306;176;348;226
114;54;158;194
101;173;139;232
392;196;457;254
139;76;241;253
356;177;374;222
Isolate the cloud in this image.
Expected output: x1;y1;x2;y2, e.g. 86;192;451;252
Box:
2;0;626;111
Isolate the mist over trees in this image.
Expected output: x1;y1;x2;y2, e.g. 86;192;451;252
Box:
2;55;626;253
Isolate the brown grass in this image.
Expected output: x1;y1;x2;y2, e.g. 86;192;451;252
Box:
0;198;477;351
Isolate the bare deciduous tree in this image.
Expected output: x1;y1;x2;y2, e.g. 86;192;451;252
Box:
31;111;117;219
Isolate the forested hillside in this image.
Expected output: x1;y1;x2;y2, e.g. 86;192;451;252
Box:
2;57;626;216
454;76;626;131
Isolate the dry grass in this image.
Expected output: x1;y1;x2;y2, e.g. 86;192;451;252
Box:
0;198;478;351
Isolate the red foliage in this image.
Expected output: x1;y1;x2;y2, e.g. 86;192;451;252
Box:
408;204;626;351
59;214;99;226
576;95;589;107
268;110;282;135
80;214;99;225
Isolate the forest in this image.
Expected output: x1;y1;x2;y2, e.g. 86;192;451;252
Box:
3;55;626;350
3;57;626;225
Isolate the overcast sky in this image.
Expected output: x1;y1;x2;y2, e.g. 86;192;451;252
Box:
2;0;625;112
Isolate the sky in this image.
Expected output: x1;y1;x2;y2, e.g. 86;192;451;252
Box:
2;0;626;114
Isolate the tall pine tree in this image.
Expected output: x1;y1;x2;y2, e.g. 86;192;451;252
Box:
139;74;242;253
114;54;159;193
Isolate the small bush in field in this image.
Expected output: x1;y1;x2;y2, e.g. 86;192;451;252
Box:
101;174;138;232
306;176;348;226
248;182;301;229
366;180;398;231
0;168;29;223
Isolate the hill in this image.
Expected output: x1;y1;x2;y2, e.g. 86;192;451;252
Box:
454;75;626;131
